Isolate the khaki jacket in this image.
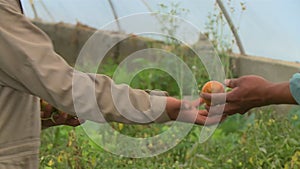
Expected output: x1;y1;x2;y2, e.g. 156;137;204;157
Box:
0;0;169;168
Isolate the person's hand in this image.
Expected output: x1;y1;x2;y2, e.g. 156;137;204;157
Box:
166;97;227;125
201;75;296;115
41;100;84;129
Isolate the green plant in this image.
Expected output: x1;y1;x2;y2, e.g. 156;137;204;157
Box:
41;108;300;168
205;0;247;53
157;2;190;40
40;48;298;169
40;2;300;169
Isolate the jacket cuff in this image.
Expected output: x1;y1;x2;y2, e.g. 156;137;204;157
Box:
145;90;170;123
149;95;170;123
290;73;300;104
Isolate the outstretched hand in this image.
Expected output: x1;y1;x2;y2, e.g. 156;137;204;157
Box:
201;75;296;115
166;97;227;125
40;100;84;129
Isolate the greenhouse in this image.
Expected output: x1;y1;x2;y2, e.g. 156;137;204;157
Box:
1;0;300;168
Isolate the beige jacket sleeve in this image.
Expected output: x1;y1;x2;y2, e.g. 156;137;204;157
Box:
0;1;170;124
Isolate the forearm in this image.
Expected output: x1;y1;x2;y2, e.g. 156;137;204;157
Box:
268;73;300;105
266;82;297;105
0;4;170;124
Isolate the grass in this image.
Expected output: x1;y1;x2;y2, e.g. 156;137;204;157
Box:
40;108;300;169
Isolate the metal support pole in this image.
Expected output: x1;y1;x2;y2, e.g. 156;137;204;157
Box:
39;0;55;22
29;0;39;20
216;0;246;55
108;0;122;32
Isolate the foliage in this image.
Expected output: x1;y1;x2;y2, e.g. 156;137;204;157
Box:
205;0;247;53
40;54;300;168
39;2;300;169
157;2;190;39
40;107;300;169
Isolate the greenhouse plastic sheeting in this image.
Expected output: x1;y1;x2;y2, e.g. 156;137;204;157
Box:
20;0;299;62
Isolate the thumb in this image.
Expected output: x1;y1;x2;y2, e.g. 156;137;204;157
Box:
191;98;203;107
224;79;238;88
198;98;205;105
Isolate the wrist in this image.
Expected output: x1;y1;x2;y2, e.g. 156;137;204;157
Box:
266;82;296;105
166;97;181;120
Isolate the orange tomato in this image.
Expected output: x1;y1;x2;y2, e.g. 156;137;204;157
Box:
201;81;225;105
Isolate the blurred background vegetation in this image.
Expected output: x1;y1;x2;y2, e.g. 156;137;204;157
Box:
39;1;300;169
